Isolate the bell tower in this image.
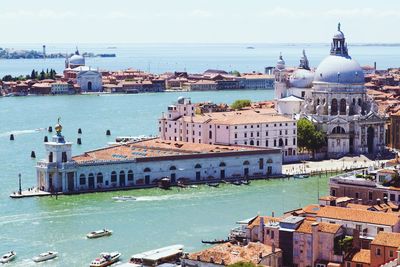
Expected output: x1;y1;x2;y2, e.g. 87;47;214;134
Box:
274;53;288;100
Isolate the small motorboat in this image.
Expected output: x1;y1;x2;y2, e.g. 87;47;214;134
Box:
87;229;113;239
158;177;171;190
231;181;242;186
32;251;58;262
241;180;251;185
201;239;230;244
90;251;121;267
177;181;187;188
190;185;198;188
293;174;310;179
112;196;136;201
207;182;220;188
0;251;16;263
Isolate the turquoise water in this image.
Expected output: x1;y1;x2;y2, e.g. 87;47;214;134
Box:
0;90;329;266
1;43;400;77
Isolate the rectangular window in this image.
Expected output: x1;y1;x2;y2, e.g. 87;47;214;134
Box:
369;191;373;200
390;194;396;201
285;139;288;146
376;248;381;256
259;158;264;170
266;131;268;136
377;227;384;233
390;250;394;258
266;140;269;147
274;140;276;146
250;132;253;137
293;138;296;145
79;177;86;185
244;133;247;138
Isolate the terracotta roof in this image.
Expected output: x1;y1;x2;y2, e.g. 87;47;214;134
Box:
302;204;322;215
371;232;400;248
296;221;341;234
247;216;281;229
348;249;371;264
187;242;280;266
182;109;292;125
316;206;400;226
72;138;275;163
346;203;371;210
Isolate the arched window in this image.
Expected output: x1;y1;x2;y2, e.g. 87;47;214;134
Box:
119;170;125;180
127;170;134;181
278;138;284;147
267;159;273;163
317;98;320;105
332;126;346;134
169;166;177;171
143;167;151;172
96;173;103;184
194;164;202;169
111;171;117;182
79;174;86;185
331;99;338;115
243;160;250;165
358;98;362;106
219;162;226;167
339;99;346;115
48;152;53;163
250;140;254;146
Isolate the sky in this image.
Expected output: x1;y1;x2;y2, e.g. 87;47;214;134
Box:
1;0;400;43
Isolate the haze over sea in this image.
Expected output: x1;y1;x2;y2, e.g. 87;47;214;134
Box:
1;43;400;77
0;42;395;266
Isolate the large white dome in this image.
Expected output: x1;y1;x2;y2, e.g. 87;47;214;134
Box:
314;55;364;84
69;54;85;66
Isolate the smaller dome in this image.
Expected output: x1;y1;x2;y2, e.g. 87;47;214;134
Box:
276;54;285;70
55;123;62;134
69;54;85;66
289;69;314;88
333;30;344;39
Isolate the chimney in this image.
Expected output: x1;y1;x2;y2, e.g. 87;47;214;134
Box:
353;228;360;250
377;198;381;205
384;196;388;204
272;211;275;217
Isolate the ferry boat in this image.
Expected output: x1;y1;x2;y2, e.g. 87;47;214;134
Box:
90;252;121;267
86;229;113;239
112;196;136;201
293;174;309;179
207;182;220;187
0;251;16;263
32;251;58;262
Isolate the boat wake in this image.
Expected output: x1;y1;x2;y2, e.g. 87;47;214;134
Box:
0;128;47;138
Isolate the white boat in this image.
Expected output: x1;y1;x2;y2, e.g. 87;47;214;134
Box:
86;229;113;239
0;251;16;263
112;196;136;201
90;251;121;267
32;251;58;262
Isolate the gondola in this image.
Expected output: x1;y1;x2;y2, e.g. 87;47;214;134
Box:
207;182;220;187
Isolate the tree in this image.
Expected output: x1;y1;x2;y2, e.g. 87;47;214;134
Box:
2;75;13;81
31;69;36;79
231;70;241;77
231;99;251;110
297;118;326;157
39;70;45;80
228;262;259;267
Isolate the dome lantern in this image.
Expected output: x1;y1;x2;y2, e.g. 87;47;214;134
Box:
330;23;348;57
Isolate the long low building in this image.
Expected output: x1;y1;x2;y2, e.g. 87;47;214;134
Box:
36;122;282;193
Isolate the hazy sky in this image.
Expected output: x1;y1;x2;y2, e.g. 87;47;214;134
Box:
1;0;400;43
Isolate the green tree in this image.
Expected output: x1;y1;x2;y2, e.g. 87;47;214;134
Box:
228;262;259;267
231;99;251;110
39;70;45;80
31;69;36;79
2;75;13;81
338;236;353;254
231;70;241;77
297;118;326;157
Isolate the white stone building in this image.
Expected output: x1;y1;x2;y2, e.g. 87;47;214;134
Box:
51;82;72;94
36;122;282;193
275;24;386;158
159;97;298;162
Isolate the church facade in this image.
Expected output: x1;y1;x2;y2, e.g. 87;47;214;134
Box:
275;24;386;158
64;48;102;92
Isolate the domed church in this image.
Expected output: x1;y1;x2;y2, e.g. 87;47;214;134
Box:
275;24;386;158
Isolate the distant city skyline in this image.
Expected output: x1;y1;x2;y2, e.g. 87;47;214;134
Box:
1;0;400;43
